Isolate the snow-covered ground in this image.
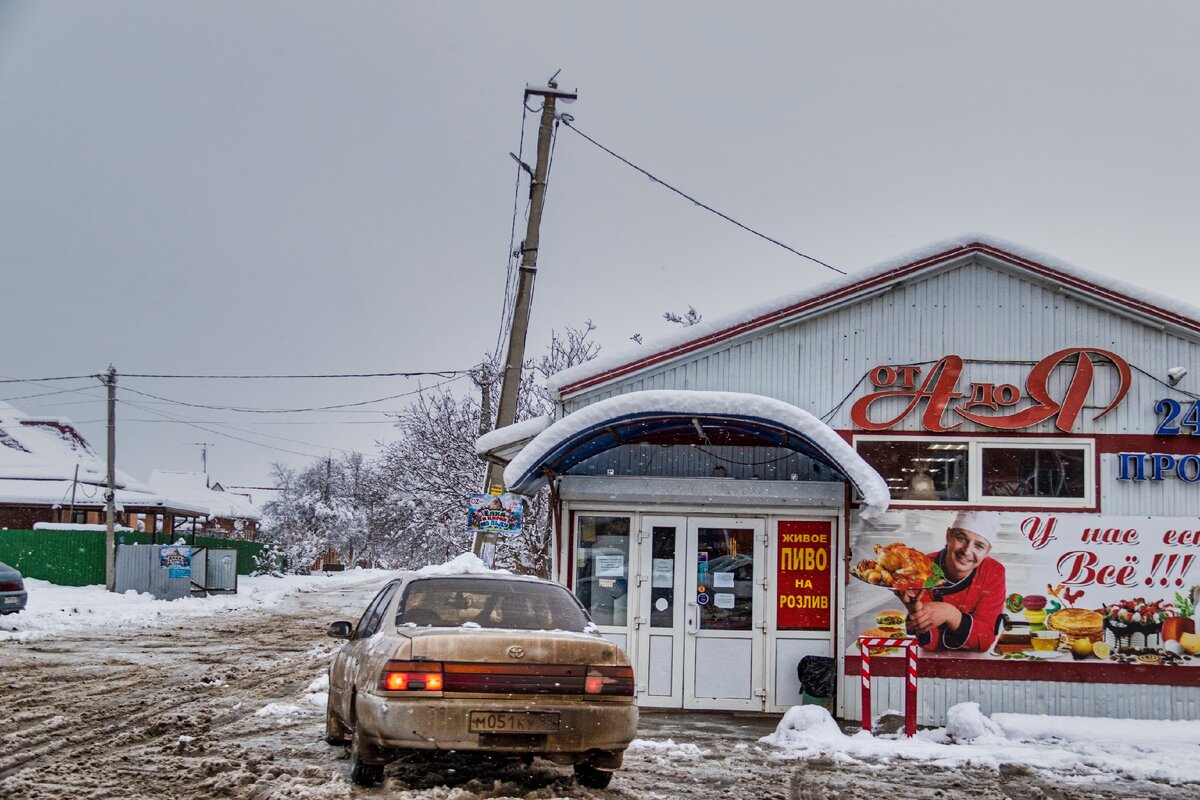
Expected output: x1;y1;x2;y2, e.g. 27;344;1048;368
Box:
2;569;1198;798
765;703;1200;790
0;569;386;642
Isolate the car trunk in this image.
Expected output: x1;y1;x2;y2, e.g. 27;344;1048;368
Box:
404;628;623;667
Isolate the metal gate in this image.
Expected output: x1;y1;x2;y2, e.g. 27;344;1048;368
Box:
114;544;239;600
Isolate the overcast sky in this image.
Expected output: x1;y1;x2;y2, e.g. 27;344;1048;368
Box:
2;2;1198;494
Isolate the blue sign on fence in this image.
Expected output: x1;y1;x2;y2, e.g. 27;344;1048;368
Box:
160;546;192;578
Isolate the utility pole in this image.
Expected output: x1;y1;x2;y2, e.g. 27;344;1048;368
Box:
190;442;214;486
104;365;117;592
474;79;577;562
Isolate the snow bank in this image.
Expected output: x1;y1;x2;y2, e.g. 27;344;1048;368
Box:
762;702;1200;786
0;569;388;642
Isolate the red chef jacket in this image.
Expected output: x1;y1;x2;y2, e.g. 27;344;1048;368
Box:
910;550;1006;652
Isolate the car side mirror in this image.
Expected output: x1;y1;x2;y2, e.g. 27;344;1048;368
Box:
327;621;353;639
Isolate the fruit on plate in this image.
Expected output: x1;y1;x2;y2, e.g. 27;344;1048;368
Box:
1071;638;1094;658
1180;631;1200;655
1092;641;1111;659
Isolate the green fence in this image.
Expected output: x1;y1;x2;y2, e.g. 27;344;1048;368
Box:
0;529;265;586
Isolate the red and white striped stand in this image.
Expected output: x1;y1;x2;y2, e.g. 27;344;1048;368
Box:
857;635;919;737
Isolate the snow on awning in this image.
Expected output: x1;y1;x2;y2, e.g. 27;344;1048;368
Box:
475;415;554;466
503;390;890;518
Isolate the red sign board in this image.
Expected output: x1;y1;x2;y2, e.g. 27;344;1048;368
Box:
850;347;1132;433
776;520;832;630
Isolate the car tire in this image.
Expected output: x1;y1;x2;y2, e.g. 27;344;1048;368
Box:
573;763;614;789
324;697;350;746
349;728;385;787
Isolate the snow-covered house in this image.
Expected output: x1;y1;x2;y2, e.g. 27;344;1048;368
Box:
480;235;1200;724
0;401;206;534
146;471;262;540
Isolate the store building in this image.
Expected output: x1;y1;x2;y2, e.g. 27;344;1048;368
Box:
479;235;1200;723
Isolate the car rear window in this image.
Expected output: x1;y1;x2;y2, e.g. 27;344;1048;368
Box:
396;577;592;632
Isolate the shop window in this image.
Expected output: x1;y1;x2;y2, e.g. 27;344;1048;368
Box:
855;437;1094;508
574;515;631;627
855;439;969;502
979;446;1087;500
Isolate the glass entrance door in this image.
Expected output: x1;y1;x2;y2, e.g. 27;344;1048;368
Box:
633;516;686;707
634;516;766;711
683;518;766;711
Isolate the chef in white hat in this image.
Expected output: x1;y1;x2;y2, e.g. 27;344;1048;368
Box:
896;510;1007;652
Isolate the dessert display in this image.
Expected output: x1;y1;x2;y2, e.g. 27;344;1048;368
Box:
1101;598;1178;649
852;542;943;590
1109;645;1192;666
1046;607;1104;649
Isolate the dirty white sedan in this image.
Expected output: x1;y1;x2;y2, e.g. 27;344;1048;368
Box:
325;572;637;788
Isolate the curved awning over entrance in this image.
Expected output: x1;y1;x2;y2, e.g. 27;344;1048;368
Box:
502;390;890;518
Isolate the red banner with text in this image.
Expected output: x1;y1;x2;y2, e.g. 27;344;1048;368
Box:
777;520;833;630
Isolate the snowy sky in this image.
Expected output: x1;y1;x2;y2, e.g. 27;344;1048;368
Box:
2;2;1199;489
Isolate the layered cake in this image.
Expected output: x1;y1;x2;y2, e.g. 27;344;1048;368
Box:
1102;598;1178;649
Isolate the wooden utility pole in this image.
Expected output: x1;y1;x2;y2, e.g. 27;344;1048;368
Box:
474;80;577;561
104;365;117;592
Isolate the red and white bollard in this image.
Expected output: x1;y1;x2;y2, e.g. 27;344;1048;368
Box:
857;635;919;737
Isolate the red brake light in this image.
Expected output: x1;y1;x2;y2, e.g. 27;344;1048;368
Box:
378;660;443;692
584;665;635;696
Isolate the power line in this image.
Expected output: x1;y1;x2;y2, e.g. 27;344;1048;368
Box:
119;398;365;459
116;374;465;414
495;95;534;359
119;369;472;379
558;117;845;275
0;374;99;384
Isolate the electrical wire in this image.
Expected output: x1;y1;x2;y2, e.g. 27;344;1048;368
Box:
117;374;466;414
557;117;845;275
0;374;100;384
118;398;366;459
495;95;533;359
119;369;471;379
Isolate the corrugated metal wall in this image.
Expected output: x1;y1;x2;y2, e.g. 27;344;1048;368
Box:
840;674;1200;725
567;444;834;482
563;254;1200;512
0;529;264;586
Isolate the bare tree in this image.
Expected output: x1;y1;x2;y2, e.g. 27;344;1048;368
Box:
662;305;703;326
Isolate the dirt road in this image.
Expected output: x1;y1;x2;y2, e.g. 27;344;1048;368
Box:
1;578;1195;799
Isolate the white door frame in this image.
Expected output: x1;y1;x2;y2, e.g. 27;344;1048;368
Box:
682;516;767;711
633;515;687;708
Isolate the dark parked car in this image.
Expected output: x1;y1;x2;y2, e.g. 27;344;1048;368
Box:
0;560;28;614
326;572;637;788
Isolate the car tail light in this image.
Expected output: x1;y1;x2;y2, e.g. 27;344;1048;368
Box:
584;665;635;697
378;660;443;692
0;580;22;592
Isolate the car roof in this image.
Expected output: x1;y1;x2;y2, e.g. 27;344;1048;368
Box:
397;571;554;584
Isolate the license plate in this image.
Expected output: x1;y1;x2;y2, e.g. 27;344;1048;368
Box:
2;597;18;605
468;711;560;734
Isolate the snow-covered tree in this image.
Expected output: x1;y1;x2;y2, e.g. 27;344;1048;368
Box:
259;323;599;575
377;321;599;575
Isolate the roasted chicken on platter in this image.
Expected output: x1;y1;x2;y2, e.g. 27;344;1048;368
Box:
852;542;943;590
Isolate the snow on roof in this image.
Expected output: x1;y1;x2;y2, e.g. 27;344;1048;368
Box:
474;415;554;457
549;233;1200;399
147;470;262;521
0;400;146;490
412;552;512;576
503;390;890;518
0;478;198;512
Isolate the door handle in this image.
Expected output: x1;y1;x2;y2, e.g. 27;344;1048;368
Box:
686;601;699;635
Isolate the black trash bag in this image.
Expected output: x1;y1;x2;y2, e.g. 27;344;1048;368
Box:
797;655;836;698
